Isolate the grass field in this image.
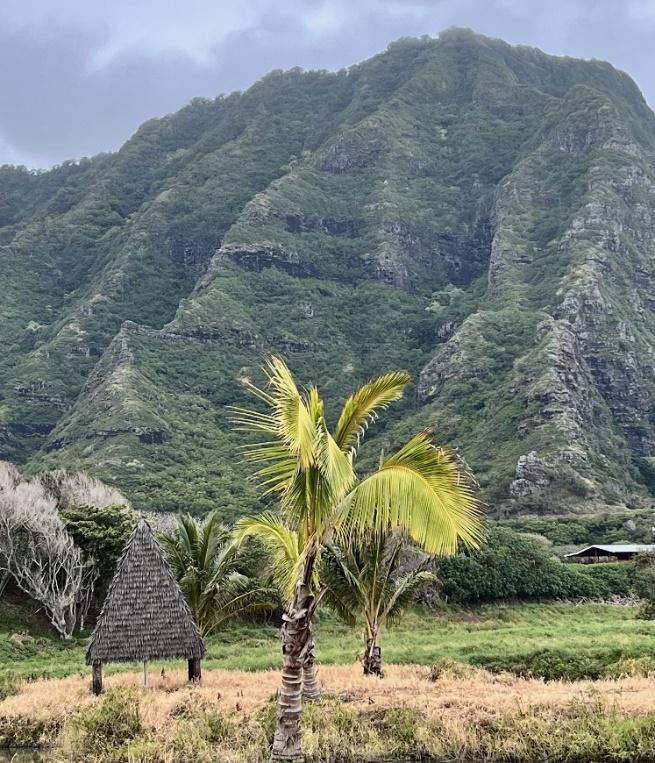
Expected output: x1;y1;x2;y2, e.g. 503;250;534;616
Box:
3;599;655;761
5;664;655;761
3;598;655;683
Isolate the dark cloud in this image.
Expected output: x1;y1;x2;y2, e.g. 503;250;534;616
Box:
1;0;654;168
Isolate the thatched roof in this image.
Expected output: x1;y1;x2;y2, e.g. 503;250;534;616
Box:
86;519;205;664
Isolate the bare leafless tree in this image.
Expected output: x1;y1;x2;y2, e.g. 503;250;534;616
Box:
0;463;21;596
0;462;97;639
38;469;128;510
0;461;21;491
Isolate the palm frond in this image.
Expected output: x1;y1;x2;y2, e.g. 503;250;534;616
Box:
158;532;188;581
208;573;278;635
317;427;355;504
264;355;318;468
337;432;483;555
241;442;292;463
230;356;318;470
321;543;363;627
251;457;299;497
384;568;436;625
199;511;228;569
234;512;303;602
334;371;410;453
373;533;402;621
160;511;271;635
306;385;325;426
229;407;278;435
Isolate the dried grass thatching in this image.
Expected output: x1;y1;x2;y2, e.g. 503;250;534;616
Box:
86;520;204;664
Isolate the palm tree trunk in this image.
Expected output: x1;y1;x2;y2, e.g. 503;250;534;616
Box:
270;550;318;762
362;631;382;676
302;629;321;700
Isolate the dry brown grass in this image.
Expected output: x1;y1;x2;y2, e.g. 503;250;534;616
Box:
3;662;655;727
3;664;655;760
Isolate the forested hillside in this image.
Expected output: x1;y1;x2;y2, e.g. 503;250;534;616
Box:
3;29;655;520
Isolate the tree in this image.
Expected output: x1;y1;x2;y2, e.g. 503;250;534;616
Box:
231;356;483;762
0;462;96;638
60;504;137;606
0;463;21;597
323;532;435;675
39;469;128;511
234;511;321;699
159;511;276;636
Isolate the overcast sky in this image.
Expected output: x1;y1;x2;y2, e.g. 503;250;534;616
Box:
2;0;654;168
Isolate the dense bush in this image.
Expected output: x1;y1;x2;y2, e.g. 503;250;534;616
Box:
436;528;633;603
67;687;142;760
470;648;623;681
470;648;655;681
0;672;20;701
633;550;655;618
60;504;137;607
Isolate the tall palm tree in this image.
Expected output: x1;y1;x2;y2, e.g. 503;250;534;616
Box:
234;511;321;699
231;356;483;762
159;511;276;637
323;532;435;676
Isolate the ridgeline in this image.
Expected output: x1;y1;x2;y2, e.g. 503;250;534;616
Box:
3;29;655;520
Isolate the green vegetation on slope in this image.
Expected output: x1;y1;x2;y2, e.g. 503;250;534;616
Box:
3;30;655;518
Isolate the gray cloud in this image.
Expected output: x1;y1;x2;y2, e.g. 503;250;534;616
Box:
1;0;654;167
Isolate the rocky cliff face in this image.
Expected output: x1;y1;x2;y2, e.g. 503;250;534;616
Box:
2;30;655;519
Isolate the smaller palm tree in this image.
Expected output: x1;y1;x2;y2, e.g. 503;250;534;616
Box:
323;532;435;675
159;511;276;636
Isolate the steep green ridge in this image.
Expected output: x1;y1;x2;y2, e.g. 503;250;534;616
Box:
3;30;655;520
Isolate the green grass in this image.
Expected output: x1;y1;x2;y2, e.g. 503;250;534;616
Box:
2;600;655;682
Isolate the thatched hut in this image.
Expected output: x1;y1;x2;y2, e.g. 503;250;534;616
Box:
86;519;205;694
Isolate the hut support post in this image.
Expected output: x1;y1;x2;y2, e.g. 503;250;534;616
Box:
188;658;202;682
92;661;103;695
143;661;149;688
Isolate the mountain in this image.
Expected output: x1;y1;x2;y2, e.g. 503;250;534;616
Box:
2;28;655;523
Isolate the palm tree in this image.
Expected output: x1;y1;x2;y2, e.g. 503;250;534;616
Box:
231;356;483;763
323;532;435;676
234;511;321;700
159;511;276;637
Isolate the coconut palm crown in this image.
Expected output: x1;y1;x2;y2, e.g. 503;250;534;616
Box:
231;355;483;762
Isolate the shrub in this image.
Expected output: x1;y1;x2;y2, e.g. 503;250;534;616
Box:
605;656;655;678
370;706;422;750
167;723;215;763
469;647;655;681
470;648;619;680
60;504;137;608
0;715;59;747
68;687;142;759
119;738;166;762
427;657;477;681
633;551;655;618
170;692;235;744
301;698;372;760
0;672;21;701
436;528;633;603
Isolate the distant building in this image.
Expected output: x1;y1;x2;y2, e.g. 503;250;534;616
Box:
564;544;655;563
